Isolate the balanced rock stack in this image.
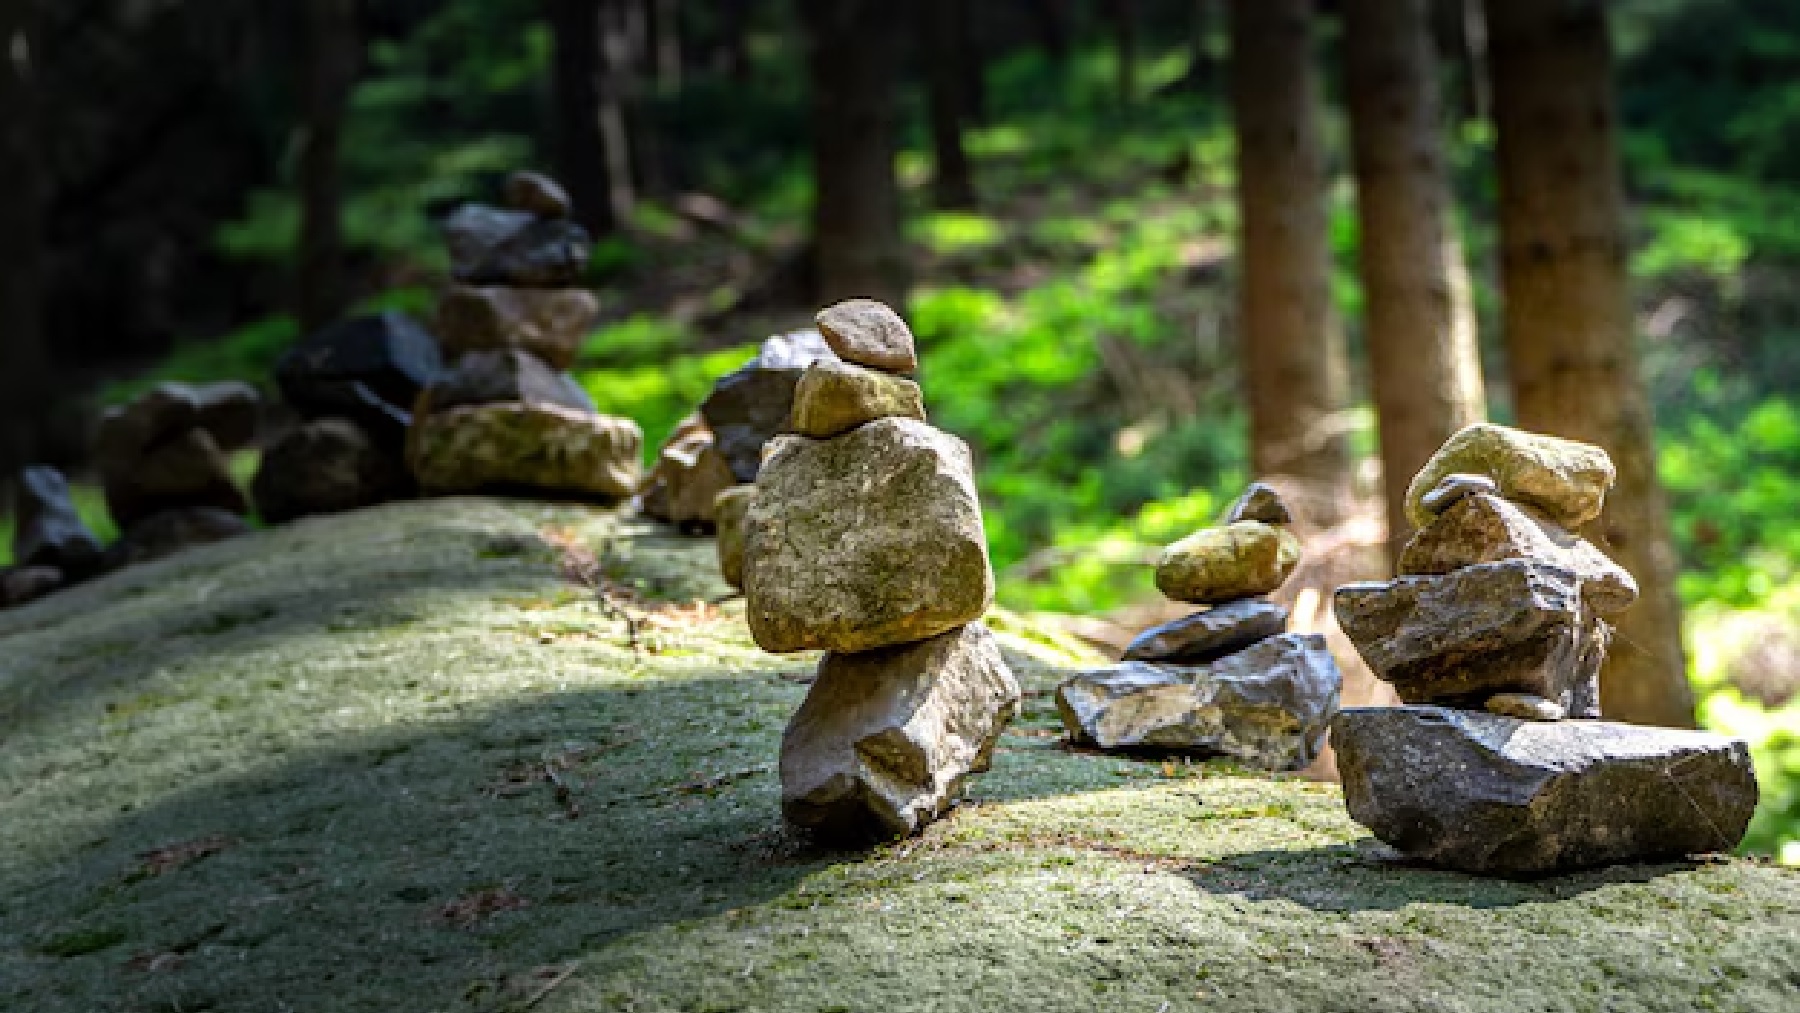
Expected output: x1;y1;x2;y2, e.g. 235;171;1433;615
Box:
256;312;440;523
1331;423;1759;875
1055;483;1343;770
408;172;642;500
743;299;1020;842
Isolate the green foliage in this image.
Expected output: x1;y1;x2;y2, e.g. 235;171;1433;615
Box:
574;338;758;463
100;317;300;407
1660;396;1800;608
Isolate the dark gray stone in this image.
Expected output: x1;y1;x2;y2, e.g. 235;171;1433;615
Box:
1226;482;1292;525
275;312;444;453
1334;561;1606;717
96;425;248;528
252;419;410;524
417;349;596;417
443;205;591;287
699;330;839;482
106;508;251;569
1332;705;1759;876
13;466;104;577
0;565;65;608
1121;598;1289;665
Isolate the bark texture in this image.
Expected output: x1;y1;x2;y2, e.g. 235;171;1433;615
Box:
1488;0;1694;727
1229;0;1352;523
297;0;359;335
802;0;908;306
1344;0;1487;564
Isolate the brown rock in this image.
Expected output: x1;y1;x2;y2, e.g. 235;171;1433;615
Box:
1225;482;1292;525
713;485;755;590
1398;491;1638;615
815;299;918;374
436;286;599;370
790;360;926;438
639;428;736;530
503;171;573;218
1;565;66;608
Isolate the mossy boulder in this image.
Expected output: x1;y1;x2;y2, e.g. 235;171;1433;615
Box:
1405;423;1616;530
2;498;1795;1012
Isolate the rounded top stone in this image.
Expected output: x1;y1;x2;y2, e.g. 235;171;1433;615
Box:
503;171;573;218
1404;423;1616;530
815;299;918;375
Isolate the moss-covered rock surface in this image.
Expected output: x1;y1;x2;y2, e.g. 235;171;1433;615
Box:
2;498;1796;1013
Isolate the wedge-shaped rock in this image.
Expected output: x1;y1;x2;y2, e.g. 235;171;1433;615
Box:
1121;597;1289;664
407;403;641;500
1335;561;1606;716
1155;521;1300;605
1399;491;1638;614
0;565;64;608
713;485;755;590
13;466;104;578
790;360;926;438
436;285;599;370
744;418;993;653
782;623;1020;841
1056;634;1341;770
700;330;838;482
815;299;918;374
98;427;247;527
253;419;410;524
1405;422;1615;529
1333;706;1759;876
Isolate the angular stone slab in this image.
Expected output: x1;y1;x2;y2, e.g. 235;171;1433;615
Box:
1155;521;1300;605
790;360;926;438
700;330;838;482
1121;597;1289;665
252;419;410;524
815;299;919;374
275;312;444;453
12;466;105;577
1225;482;1292;525
1332;705;1759;876
407;403;641;501
1399;491;1638;615
781;623;1020;841
713;485;755;591
417;349;597;417
1334;561;1605;716
1405;422;1615;530
443;205;591;287
743;417;993;654
436;285;599;370
1056;633;1341;770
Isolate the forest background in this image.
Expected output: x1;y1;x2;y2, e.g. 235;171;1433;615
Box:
0;0;1795;858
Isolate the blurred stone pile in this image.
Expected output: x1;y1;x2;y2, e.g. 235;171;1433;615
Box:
741;300;1020;842
1055;482;1343;770
1331;423;1758;875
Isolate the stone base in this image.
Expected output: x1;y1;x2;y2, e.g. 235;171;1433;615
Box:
1332;706;1758;876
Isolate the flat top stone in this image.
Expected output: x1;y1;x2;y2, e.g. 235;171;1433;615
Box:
1405;422;1616;529
789;360;926;439
1121;597;1289;664
815;299;919;374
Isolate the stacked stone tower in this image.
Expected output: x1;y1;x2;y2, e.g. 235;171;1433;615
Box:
742;299;1020;842
1331;423;1758;875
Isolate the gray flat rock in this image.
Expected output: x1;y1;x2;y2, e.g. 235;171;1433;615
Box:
700;331;839;482
1121;597;1289;665
1398;491;1637;615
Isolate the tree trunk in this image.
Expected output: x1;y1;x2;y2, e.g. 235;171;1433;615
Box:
923;0;976;209
296;0;359;335
1229;0;1352;525
1026;0;1069;67
959;2;988;125
1488;0;1695;728
1344;0;1487;565
648;0;681;93
0;0;47;478
802;0;908;306
549;0;617;234
597;0;639;221
1105;0;1137;106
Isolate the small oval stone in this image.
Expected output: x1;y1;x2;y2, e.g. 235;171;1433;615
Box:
815;299;919;374
503;171;573;218
1154;521;1301;605
1226;481;1292;525
1485;692;1567;722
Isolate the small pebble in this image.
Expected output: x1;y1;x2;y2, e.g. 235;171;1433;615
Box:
1485;692;1567;722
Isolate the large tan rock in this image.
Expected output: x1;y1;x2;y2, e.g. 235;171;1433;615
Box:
713;485;755;591
743;417;993;654
1154;521;1300;605
1405;423;1615;530
1398;491;1638;615
781;623;1020;841
407;402;641;500
435;285;599;370
790;360;926;438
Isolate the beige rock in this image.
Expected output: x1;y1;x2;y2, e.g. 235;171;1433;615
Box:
1405;422;1616;529
743;417;993;654
435;285;599;370
713;485;756;590
503;170;572;218
1154;521;1300;605
790;360;926;438
407;402;641;500
815;299;918;374
781;623;1020;841
1399;491;1638;615
639;430;735;529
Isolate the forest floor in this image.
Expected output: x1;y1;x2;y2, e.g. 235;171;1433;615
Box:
2;497;1796;1013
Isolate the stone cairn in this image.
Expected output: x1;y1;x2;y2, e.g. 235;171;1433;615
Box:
1055;483;1343;770
1331;422;1759;876
742;299;1020;842
407;172;642;500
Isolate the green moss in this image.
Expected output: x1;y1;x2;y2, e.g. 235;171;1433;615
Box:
1;497;1796;1012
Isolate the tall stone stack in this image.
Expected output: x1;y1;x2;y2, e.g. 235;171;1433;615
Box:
743;300;1020;842
1331;423;1759;876
1055;483;1343;770
408;172;642;500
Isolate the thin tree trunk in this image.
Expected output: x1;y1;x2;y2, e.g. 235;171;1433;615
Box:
1488;0;1695;727
802;0;908;306
549;0;617;234
648;0;680;93
1105;0;1137;106
597;0;639;221
296;0;359;335
1229;0;1353;524
0;0;47;477
1344;0;1487;565
924;0;976;209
